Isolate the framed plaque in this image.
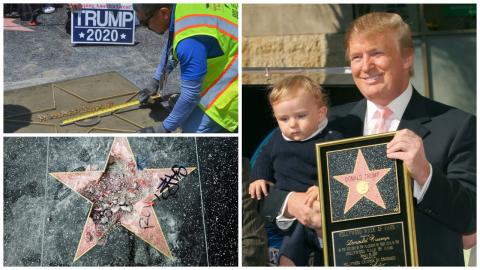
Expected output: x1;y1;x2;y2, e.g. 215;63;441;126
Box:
316;132;418;266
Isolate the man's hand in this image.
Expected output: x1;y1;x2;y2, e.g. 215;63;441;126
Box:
387;129;430;186
138;78;159;105
285;192;322;231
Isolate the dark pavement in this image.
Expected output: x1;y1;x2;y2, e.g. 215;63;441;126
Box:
4;137;238;266
3;5;180;93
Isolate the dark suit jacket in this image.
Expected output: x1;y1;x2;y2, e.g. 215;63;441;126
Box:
261;89;476;266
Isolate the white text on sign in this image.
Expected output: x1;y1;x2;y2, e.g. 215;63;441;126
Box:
76;10;134;28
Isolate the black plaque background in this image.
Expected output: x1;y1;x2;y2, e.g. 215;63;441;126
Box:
332;222;406;266
316;133;417;266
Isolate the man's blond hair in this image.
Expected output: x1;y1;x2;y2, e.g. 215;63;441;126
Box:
345;12;414;75
268;75;328;108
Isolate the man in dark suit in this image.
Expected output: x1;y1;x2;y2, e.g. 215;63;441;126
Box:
261;12;475;266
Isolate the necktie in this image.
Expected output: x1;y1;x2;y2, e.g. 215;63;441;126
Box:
372;107;393;134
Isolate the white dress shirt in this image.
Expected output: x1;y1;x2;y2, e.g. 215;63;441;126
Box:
364;84;432;202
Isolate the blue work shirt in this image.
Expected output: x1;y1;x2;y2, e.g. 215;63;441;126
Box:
155;5;225;132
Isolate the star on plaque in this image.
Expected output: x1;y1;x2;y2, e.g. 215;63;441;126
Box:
50;137;196;262
120;33;126;39
79;32;85;38
333;149;390;214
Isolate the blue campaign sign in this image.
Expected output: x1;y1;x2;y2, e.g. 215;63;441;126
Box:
71;8;135;45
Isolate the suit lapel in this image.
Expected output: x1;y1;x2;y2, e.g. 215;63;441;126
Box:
341;99;366;137
397;89;431;139
338;89;431;138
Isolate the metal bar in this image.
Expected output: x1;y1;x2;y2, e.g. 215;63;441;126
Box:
61;100;140;126
62;95;164;126
243;66;351;75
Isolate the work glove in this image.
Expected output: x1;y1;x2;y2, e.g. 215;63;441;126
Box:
137;123;170;133
138;78;159;105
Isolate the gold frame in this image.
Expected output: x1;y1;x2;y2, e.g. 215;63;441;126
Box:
316;132;418;266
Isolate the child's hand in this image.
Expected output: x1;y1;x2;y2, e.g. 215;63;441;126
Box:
248;179;270;200
304;185;320;208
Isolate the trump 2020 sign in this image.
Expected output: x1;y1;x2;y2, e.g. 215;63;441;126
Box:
71;8;135;45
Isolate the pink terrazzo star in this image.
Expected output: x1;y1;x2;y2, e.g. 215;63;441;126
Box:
50;137;196;262
4;18;34;32
333;149;390;214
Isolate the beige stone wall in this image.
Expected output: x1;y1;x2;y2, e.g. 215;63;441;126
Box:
242;34;349;84
243;4;352;36
242;4;353;84
242;34;347;68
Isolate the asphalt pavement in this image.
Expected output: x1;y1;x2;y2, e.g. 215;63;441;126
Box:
3;5;180;93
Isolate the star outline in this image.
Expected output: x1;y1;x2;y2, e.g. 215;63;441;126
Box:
333;149;390;214
326;144;401;223
49;137;196;262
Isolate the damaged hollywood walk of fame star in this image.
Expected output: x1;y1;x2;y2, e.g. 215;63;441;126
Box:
49;137;196;262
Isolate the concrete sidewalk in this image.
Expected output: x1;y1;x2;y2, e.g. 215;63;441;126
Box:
3;5;180;93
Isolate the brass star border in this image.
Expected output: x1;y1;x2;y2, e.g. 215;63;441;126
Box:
49;137;196;262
